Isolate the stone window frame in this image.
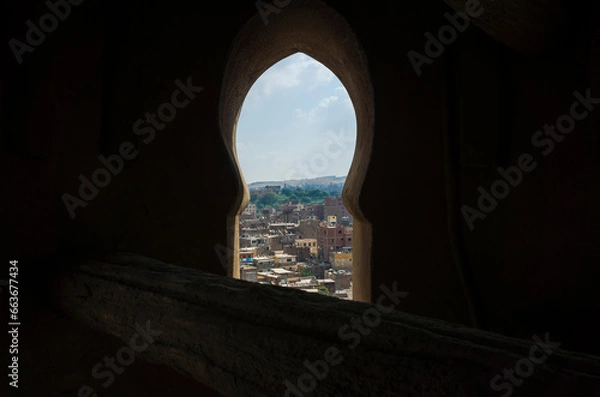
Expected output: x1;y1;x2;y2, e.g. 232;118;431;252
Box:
219;0;374;302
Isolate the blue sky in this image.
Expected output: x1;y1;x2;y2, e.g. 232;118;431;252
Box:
235;53;357;184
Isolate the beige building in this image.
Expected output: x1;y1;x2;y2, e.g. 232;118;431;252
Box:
240;266;257;282
294;239;318;256
274;253;297;265
241;203;257;218
252;257;275;270
329;252;352;270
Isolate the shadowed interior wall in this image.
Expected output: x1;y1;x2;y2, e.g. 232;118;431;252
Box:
2;0;600;395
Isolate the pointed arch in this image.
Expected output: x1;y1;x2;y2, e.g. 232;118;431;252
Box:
219;0;374;302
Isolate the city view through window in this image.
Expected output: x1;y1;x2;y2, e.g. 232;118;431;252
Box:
236;53;357;300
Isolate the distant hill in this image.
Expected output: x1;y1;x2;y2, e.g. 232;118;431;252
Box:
248;175;346;190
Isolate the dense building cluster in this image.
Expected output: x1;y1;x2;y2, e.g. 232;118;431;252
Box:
239;188;353;299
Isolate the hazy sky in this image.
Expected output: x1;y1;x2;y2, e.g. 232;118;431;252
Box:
235;53;357;184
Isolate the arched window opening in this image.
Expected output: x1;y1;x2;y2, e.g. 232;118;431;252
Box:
219;0;374;302
235;53;357;300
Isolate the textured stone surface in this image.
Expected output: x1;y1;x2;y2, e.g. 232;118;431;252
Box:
54;253;600;396
443;0;568;55
14;293;221;397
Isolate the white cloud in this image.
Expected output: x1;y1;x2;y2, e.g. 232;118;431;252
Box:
294;107;318;125
319;96;338;108
294;94;345;126
248;53;335;101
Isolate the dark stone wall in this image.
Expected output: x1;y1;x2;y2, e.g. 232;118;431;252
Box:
2;0;599;395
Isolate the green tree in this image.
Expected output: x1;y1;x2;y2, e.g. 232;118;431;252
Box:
258;193;277;207
316;285;330;296
299;267;314;277
276;196;288;206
